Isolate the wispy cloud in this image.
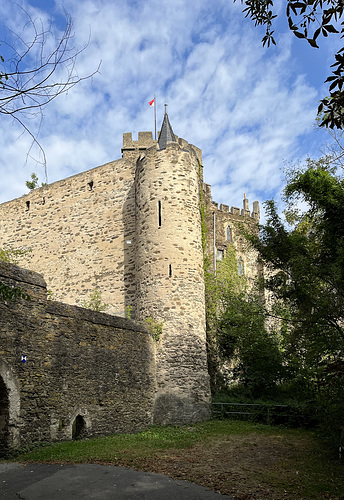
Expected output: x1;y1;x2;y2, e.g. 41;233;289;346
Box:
0;0;332;217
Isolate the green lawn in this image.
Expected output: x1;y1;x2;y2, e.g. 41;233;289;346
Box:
5;420;344;499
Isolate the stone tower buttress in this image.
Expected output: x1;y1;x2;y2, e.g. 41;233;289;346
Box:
134;123;211;424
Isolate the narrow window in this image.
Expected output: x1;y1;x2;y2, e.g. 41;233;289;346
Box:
217;249;224;261
226;226;232;242
25;201;30;211
88;181;94;191
169;264;172;277
42;197;45;205
238;257;244;276
158;200;162;227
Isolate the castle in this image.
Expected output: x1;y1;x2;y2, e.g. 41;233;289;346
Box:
0;110;260;454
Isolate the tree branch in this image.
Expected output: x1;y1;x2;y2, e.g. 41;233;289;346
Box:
0;7;101;181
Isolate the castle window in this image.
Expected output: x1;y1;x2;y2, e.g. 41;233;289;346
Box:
226;226;232;242
169;264;172;278
88;181;94;191
217;249;224;261
158;200;162;227
238;257;244;276
25;201;30;211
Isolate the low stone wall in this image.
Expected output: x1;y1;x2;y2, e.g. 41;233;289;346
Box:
0;262;156;455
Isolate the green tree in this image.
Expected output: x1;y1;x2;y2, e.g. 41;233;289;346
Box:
246;158;344;404
235;0;344;128
206;244;283;394
218;289;283;396
25;173;39;191
25;173;46;191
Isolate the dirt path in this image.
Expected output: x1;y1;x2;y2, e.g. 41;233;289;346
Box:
114;433;342;500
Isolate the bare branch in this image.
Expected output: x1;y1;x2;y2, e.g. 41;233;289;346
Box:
0;7;100;181
320;129;344;171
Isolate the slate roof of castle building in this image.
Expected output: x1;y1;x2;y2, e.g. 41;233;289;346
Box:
158;106;176;150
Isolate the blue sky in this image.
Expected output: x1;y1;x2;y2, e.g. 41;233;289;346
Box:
0;0;340;218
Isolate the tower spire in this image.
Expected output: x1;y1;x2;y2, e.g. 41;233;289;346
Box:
158;104;176;150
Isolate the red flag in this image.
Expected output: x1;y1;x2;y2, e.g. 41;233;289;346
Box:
149;98;155;107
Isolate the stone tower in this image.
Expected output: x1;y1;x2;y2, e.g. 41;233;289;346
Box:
0;109;262;428
135;109;211;424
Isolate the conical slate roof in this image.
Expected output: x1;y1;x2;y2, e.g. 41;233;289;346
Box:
158;106;176;150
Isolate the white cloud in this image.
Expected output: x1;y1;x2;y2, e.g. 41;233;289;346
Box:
0;0;329;222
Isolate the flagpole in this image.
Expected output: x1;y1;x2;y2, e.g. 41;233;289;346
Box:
154;93;157;140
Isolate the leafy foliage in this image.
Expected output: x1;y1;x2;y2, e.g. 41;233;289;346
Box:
0;245;31;265
206;244;283;395
243;157;344;431
124;305;163;341
235;0;344;128
0;246;31;302
125;305;133;319
218;296;283;396
209;150;344;433
249;163;344;347
144;317;163;342
212;396;318;428
25;173;46;191
80;288;109;312
0;281;30;302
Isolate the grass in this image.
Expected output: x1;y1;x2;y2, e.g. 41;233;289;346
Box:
4;420;344;499
10;420;236;463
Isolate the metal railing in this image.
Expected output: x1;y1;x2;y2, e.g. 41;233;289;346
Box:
213;403;343;462
212;402;290;423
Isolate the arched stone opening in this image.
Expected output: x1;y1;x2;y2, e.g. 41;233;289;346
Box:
0;359;20;456
72;415;86;440
0;376;9;456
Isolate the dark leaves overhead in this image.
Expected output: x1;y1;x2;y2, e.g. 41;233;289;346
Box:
235;0;344;128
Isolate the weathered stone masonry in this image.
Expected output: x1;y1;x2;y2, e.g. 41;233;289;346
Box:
203;184;261;280
0;111;261;452
0;261;156;455
135;139;209;425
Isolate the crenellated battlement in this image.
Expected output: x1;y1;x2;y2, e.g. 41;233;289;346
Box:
0;111;261;443
204;183;260;221
122;131;157;150
122;131;203;165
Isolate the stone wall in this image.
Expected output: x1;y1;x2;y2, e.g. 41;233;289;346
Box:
0;127;261;432
203;184;261;283
0;261;156;456
0;132;260;316
0;158;136;317
135;141;210;425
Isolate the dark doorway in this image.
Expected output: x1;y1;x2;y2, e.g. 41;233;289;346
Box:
0;376;9;456
72;415;86;440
